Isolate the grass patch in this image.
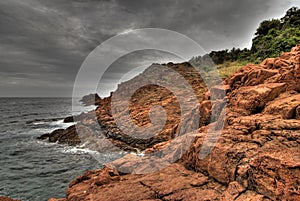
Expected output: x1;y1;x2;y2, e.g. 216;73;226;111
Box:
217;61;249;78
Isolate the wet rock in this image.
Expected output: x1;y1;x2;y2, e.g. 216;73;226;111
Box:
37;133;50;140
57;125;81;145
48;129;65;143
39;125;81;146
63;116;74;123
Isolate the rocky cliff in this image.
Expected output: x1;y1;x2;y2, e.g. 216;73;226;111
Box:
49;45;300;201
41;62;208;151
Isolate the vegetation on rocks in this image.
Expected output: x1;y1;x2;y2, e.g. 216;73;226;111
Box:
190;7;300;77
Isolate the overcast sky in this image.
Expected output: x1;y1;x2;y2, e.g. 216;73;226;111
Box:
0;0;299;97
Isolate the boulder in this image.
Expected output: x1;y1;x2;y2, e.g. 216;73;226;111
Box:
57;125;81;145
229;83;286;115
63;116;74;123
49;129;65;143
39;126;81;146
263;92;300;119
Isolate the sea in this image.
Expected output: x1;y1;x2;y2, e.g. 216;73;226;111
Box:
0;98;121;201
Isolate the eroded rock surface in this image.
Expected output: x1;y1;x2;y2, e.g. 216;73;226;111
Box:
0;197;20;201
50;45;300;201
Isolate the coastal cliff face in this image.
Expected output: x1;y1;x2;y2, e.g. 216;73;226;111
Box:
49;45;300;201
42;62;209;152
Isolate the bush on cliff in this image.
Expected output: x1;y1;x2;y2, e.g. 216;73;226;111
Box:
191;7;300;67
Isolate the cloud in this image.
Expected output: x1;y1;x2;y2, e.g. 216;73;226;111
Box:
0;0;298;96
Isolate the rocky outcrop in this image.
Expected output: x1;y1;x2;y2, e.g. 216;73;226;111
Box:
63;116;74;123
80;93;101;106
92;62;207;151
0;197;20;201
39;62;207;152
50;45;300;201
263;91;300;119
38;125;81;146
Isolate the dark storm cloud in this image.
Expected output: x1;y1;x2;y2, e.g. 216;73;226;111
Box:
0;0;299;96
97;49;183;97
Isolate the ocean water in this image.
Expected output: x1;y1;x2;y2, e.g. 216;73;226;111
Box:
0;98;111;201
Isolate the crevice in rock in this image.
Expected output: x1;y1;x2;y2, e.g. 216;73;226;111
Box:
233;188;247;200
252;106;265;114
139;181;164;200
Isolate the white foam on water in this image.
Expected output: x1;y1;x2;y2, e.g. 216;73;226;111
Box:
58;142;129;164
32;121;46;125
59;146;100;155
49;119;75;128
34;139;59;147
33;128;57;133
33;119;75;134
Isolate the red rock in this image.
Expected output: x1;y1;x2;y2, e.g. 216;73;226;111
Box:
229;83;286;115
219;181;246;200
263;92;300;119
0;197;20;201
291;44;300;52
249;148;300;200
50;45;300;201
296;105;300;119
234;191;268;201
261;58;276;69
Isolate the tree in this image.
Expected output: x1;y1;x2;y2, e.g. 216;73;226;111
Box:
254;19;281;38
281;7;300;28
251;7;300;61
195;7;300;65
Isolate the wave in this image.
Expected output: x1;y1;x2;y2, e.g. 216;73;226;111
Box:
32;121;46;125
26;117;63;125
59;146;100;155
48;119;75;128
32;119;75;134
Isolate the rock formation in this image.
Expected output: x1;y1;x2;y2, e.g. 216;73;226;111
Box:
0;197;20;201
80;93;102;106
40;62;207;152
49;45;300;201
